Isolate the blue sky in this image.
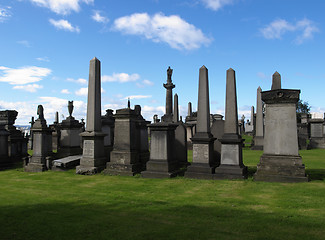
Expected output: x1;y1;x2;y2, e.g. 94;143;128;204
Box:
0;0;324;125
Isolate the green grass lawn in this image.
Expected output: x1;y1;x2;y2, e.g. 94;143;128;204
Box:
1;149;325;240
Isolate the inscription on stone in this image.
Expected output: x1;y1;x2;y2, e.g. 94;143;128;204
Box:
83;140;94;157
311;123;323;138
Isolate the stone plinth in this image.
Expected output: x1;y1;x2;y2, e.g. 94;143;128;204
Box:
104;106;149;176
254;88;308;182
25;110;53;172
141;122;180;178
57;116;83;158
175;122;188;168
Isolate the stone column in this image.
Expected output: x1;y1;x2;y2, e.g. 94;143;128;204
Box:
54;111;59;124
76;57;107;175
252;87;264;150
254;72;308;182
188;102;192;117
173;93;179;122
215;68;247;179
184;66;216;180
25;105;53;172
161;66;175;122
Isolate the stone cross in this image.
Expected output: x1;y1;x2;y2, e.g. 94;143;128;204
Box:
271;71;281;90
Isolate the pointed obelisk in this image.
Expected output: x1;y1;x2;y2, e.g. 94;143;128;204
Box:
76;57;107;175
161;66;175;122
251;86;264;150
214;68;247;179
173;93;179;122
185;65;216;180
254;72;308;182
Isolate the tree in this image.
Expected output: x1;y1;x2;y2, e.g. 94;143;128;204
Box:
296;100;310;123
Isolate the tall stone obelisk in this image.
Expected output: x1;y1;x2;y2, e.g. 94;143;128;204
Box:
184;66;216;179
252;86;264;150
161;66;175;122
173;93;179;122
254;72;308;182
76;57;107;175
214;68;247;179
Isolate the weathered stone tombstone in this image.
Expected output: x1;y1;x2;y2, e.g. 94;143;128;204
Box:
101;109;115;158
0;110;28;160
254;72;308;182
24;105;53;172
251;87;264;150
309;118;325;149
184;66;216;179
55;101;83;158
211;116;224;167
28;116;35;150
49;111;60;152
185;102;196;149
76;57;107;175
214;68;247;179
297;113;310;150
0;123;10;169
104;104;149;176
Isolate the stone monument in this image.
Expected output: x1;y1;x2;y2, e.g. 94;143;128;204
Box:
101;109;115;158
254;72;308;182
76;57;107;174
56;101;83;158
252;87;264;150
184;66;216;179
161;66;175;122
0;122;10;169
214;68;247;179
24;105;53;172
50;111;60;152
104;104;149;176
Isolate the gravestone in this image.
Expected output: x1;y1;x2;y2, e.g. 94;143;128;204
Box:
56;101;83;158
101;109;115;159
211;118;224;167
309;118;325;149
104;104;149;176
254;72;308;182
50;112;60;152
24;105;53;172
28;117;35;150
184;66;216;180
76;57;107;175
252;87;264;150
185;102;196;149
0;124;10;169
214;68;247;179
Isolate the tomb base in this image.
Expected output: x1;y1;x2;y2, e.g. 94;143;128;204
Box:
52;155;81;171
24;161;47;172
184;163;215;180
55;146;83;159
254;154;308;182
251;136;263;150
214;165;247;179
103;150;142;176
141;160;180;178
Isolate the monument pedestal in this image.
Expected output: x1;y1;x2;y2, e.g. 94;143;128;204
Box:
214;136;247;179
76;131;107;175
141;122;181;178
184;133;216;180
251;136;263;150
104;151;142;176
254;154;308;182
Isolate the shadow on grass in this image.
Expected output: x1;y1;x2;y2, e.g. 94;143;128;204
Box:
306;169;325;181
0;202;324;240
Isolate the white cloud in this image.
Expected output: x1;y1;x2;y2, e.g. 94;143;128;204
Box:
102;73;140;83
260;18;319;44
257;72;267;80
17;40;31;47
29;0;93;15
49;18;80;33
13;84;43;92
36;57;50;62
75;87;105;96
113;12;212;50
0;6;12;22
201;0;233;11
123;95;152;100
136;79;154;88
67;77;87;85
0;66;51;85
92;10;109;23
61;89;70;94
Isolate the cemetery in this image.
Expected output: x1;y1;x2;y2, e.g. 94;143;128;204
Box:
0;57;325;240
